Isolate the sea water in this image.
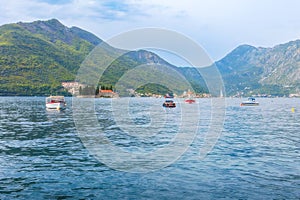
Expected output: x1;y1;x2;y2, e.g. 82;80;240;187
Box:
0;97;299;199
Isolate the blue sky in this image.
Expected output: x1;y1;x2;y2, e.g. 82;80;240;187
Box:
1;0;300;65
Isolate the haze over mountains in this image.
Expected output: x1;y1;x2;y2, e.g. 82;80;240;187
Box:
0;19;299;96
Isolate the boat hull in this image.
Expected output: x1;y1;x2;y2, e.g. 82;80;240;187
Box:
163;103;176;108
185;99;196;104
46;102;66;110
163;102;176;108
240;102;259;106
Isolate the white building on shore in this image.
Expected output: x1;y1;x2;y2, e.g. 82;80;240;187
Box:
61;82;86;95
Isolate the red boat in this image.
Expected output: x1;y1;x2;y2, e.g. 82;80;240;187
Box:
184;99;196;104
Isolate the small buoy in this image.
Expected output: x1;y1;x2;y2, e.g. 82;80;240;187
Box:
291;107;295;113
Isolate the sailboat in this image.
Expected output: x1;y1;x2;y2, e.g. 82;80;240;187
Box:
220;88;224;98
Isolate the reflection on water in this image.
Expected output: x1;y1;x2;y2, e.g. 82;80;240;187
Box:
0;97;299;199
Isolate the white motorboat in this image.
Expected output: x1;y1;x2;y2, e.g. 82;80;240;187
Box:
46;96;66;110
240;97;259;106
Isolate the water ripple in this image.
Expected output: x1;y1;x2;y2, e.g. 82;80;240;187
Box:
0;97;299;199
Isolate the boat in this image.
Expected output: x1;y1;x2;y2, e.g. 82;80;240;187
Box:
220;88;224;98
163;100;176;108
46;96;66;110
240;97;259;106
184;98;196;104
184;90;196;104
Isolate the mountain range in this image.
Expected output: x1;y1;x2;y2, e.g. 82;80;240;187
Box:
0;19;206;96
216;41;300;96
0;19;299;96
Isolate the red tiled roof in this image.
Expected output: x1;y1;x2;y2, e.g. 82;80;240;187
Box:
100;90;114;93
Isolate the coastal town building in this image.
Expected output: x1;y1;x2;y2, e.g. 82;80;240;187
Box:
61;82;86;95
98;89;119;98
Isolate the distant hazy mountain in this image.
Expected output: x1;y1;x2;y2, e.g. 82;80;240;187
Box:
216;41;300;96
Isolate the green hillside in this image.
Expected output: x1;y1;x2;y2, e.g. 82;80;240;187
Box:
98;50;208;96
0;19;101;96
0;19;207;96
3;19;299;97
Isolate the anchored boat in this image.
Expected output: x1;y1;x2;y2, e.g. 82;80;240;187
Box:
163;100;176;108
184;90;196;104
184;98;196;104
46;96;66;110
240;97;259;106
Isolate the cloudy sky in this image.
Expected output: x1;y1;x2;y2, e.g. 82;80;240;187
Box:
1;0;300;64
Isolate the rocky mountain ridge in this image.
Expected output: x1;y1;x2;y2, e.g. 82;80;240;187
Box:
216;40;300;96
